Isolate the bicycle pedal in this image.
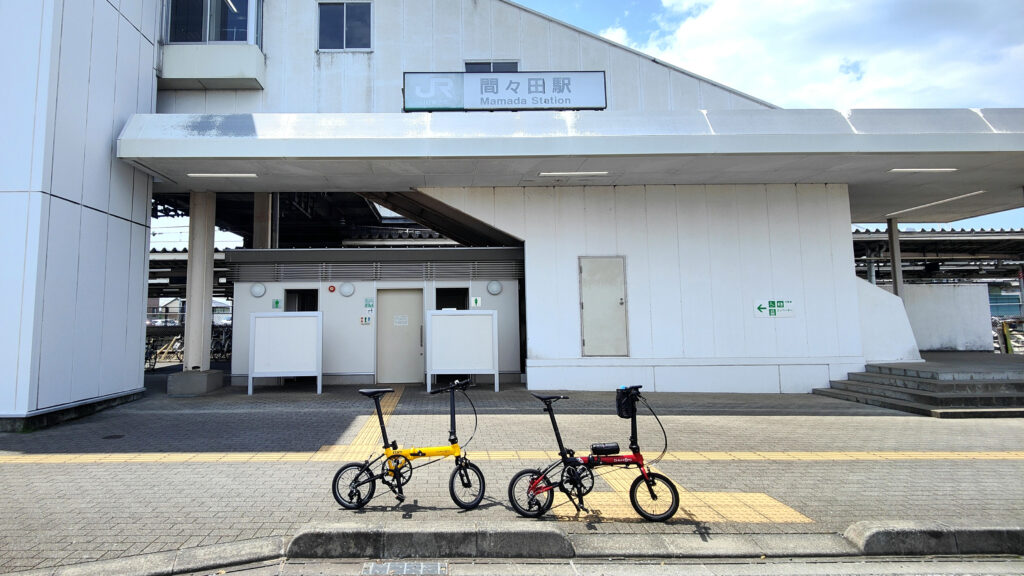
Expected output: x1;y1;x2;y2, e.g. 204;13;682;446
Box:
394;494;405;503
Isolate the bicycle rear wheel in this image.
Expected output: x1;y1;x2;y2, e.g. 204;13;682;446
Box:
508;468;554;518
332;463;376;509
449;462;485;510
629;472;679;521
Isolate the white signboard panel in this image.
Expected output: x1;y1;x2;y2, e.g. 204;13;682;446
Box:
405;72;606;111
753;299;797;318
426;310;499;392
248;312;322;394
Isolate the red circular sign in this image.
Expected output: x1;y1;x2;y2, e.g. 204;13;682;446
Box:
328;285;336;293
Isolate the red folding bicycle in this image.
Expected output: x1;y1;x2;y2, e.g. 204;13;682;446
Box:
507;385;679;521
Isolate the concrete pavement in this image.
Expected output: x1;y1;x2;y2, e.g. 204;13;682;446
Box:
1;372;1022;574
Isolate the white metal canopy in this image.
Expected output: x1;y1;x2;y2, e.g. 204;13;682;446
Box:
117;108;1024;223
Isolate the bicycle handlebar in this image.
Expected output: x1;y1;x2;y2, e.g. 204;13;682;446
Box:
429;378;474;395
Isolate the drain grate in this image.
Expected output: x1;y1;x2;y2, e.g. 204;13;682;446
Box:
361;561;448;575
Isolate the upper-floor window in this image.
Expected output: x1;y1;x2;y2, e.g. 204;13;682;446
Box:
167;0;263;45
465;61;519;73
318;2;372;50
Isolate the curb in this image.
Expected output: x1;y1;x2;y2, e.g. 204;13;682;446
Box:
844;522;1024;555
570;533;859;558
14;537;285;576
286;521;574;559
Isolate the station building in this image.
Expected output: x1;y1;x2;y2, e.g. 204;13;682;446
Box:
3;0;1023;423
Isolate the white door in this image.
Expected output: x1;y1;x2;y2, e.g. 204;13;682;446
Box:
580;257;628;356
376;289;425;383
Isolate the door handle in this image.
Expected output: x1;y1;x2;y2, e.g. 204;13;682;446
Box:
619;298;624;305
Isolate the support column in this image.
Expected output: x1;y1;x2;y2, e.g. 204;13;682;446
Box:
867;261;876;285
184;192;216;371
887;217;904;298
253;192;272;249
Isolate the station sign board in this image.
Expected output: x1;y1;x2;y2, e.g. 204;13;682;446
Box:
404;71;607;112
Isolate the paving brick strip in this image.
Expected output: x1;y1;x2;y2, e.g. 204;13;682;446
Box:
2;379;1024;573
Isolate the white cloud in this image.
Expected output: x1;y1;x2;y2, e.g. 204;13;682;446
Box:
621;0;1024;109
599;25;630;46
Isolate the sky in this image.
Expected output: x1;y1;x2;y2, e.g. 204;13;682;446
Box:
152;1;1023;248
510;0;1024;231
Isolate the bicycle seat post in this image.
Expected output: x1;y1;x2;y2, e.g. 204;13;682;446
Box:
448;385;458;445
372;396;392;450
543;400;570;458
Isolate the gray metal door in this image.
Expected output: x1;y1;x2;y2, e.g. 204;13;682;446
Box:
580;257;628;356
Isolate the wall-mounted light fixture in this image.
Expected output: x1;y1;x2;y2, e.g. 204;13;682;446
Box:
486;280;503;295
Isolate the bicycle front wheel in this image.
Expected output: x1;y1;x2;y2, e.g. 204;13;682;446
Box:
508;468;554;518
449;462;486;510
332;463;376;509
629;472;679;522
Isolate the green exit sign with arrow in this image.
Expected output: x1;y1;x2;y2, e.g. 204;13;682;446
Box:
754;299;796;318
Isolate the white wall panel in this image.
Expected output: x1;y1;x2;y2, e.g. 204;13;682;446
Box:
123;223;148;391
0;2;45;191
205;91;237;113
614;186;652;356
82;0;118;211
36;198;81;409
670;73;700;110
465;187;496;225
71;208;107;402
0;194;32;413
173;91;206;113
99;218;131;396
491;1;520;61
131;169;150;225
109;16;141;220
640;60;670;112
547;21;579;70
555;187;585;359
317;55;345;112
736;184;777;357
780;365;829;393
461;0;491;60
319;282;375;374
137;35;155;113
677;185;715;358
583;186;616;255
432;0;462;71
50;0;94;204
766;184;809;356
282;1;316;112
342;54;374;113
578;35;609;82
493;187;525;240
827;184;861;356
141;0;159;42
523;187;558;360
120;0;144;32
520;13;550;70
706;186;743;357
235;91;264;112
645;185;683;357
796;184;840;357
655;365;780;393
608;48;640;112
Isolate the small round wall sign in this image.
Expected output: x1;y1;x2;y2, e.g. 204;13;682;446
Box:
329;285;336;293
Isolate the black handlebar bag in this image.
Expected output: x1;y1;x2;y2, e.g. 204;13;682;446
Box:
615;388;637;419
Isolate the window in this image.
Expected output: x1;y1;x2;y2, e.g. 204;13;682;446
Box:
465;61;519;73
319;2;372;50
167;0;262;45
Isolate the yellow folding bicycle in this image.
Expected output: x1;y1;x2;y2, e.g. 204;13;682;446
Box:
331;379;485;510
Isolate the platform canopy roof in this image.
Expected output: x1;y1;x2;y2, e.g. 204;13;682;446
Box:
119;108;1024;224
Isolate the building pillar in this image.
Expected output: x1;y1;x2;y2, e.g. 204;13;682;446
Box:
867;261;876;285
253;192;272;249
887;217;904;298
184;192;216;371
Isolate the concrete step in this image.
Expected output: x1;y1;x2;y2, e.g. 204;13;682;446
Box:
811;388;933;416
848;371;1024;394
831;380;1024;408
812;387;1024;418
866;363;1024;382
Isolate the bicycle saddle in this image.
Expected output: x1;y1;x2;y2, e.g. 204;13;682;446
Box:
530;392;568;402
358;388;394;398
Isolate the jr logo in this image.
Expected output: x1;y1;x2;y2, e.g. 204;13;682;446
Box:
414;78;455;99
